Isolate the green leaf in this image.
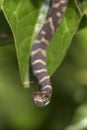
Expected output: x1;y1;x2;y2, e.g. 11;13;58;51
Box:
81;0;87;15
0;0;3;9
75;0;87;15
47;0;87;75
1;0;43;87
1;0;87;88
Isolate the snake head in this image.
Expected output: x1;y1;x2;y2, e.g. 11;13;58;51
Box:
32;91;51;107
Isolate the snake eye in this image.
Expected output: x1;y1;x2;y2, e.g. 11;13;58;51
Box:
32;91;51;107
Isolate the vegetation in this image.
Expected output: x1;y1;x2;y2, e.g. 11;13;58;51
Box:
0;0;87;129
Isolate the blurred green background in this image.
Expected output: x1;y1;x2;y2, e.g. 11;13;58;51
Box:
0;9;87;130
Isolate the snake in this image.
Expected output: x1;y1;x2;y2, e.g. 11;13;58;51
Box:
31;0;68;107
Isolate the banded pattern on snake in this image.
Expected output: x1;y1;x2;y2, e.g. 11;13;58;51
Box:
31;0;68;107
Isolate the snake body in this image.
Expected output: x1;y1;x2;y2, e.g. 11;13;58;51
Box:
31;0;68;107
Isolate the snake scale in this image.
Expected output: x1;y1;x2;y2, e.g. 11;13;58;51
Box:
31;0;68;107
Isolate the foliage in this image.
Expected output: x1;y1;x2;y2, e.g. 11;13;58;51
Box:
0;0;87;129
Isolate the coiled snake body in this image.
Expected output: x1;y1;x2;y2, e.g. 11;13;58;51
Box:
31;0;68;107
